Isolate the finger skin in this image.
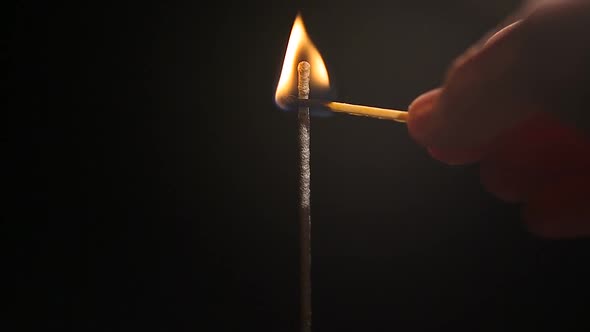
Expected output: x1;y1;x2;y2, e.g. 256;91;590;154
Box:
479;112;590;202
408;19;535;150
408;1;590;150
408;89;488;165
406;1;590;238
523;174;590;239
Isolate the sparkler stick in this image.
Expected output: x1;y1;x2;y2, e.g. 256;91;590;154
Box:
297;61;312;332
275;14;410;332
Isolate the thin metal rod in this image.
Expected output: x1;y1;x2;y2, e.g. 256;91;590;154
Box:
297;61;312;332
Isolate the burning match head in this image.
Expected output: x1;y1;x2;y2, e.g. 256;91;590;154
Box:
277;95;333;116
274;13;331;115
276;94;335;116
277;95;300;109
278;96;409;122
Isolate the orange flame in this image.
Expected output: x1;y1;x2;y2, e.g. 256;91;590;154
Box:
275;13;330;110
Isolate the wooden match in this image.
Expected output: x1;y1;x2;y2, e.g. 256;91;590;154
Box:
281;96;408;123
326;101;408;122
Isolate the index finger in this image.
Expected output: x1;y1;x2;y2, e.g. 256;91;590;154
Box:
408;0;590;150
408;19;535;150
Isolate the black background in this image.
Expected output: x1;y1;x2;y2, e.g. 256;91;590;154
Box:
9;0;590;331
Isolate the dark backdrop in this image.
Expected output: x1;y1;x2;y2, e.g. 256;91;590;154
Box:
9;0;590;331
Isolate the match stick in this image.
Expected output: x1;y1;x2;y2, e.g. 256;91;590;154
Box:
282;96;408;123
326;101;408;123
297;61;312;332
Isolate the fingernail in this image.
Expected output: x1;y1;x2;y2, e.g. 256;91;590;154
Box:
407;89;443;147
408;88;441;113
484;20;523;47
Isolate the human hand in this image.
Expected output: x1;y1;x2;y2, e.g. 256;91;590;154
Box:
407;0;590;238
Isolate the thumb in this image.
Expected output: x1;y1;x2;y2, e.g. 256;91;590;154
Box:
408;1;590;150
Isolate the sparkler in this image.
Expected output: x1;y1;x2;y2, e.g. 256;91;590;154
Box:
297;61;312;332
274;13;408;332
